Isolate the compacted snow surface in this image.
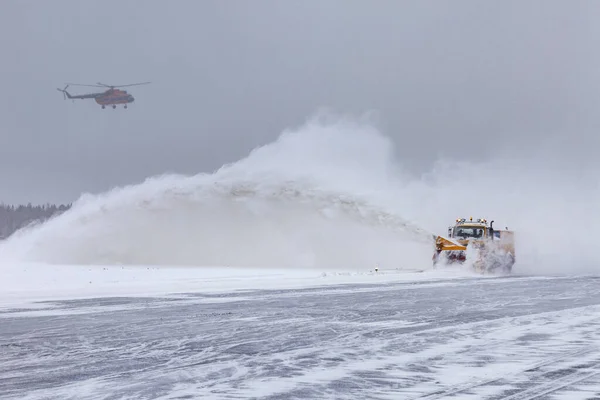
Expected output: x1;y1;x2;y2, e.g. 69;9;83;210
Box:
2;268;600;400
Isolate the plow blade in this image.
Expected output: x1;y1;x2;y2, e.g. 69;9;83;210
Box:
434;235;467;251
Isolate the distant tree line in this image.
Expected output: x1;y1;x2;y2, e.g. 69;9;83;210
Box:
0;203;71;239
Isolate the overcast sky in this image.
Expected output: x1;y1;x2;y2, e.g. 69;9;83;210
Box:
1;0;599;204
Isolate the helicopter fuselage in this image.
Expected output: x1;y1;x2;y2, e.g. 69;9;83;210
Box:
64;89;134;108
94;89;135;106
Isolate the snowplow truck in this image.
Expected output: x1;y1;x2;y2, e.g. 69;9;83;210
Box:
432;218;515;274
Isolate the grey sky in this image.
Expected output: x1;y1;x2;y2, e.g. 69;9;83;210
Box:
1;0;599;204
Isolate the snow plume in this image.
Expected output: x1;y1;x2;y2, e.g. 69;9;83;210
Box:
0;113;433;270
1;111;598;275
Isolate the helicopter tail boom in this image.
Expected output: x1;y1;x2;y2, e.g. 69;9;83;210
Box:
56;85;101;100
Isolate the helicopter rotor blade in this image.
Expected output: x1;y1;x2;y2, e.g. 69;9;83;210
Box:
96;81;151;88
66;83;105;88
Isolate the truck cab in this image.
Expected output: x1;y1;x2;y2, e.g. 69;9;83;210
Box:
448;218;489;245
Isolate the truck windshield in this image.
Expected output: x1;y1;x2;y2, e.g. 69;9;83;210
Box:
453;226;485;238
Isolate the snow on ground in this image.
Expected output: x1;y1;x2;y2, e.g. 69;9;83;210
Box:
0;261;481;309
2;274;600;400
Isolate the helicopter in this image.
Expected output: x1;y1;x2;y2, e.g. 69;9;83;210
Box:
56;82;150;109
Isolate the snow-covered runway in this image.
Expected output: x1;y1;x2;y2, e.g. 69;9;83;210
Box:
2;274;600;399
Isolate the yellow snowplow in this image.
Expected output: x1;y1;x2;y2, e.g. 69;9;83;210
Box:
432;217;515;274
